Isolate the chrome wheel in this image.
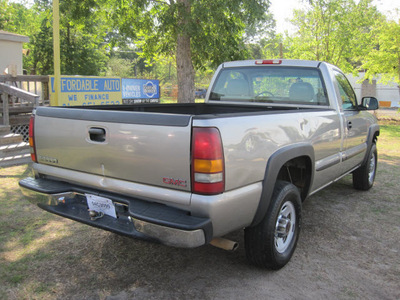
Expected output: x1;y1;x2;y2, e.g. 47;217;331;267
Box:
274;201;296;254
368;152;376;185
245;181;301;269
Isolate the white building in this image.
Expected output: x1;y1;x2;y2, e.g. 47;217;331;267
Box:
347;72;400;108
0;30;29;76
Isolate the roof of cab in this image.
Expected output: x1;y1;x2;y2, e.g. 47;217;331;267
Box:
221;59;322;68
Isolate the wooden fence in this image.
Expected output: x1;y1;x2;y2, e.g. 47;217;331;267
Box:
0;75;49;140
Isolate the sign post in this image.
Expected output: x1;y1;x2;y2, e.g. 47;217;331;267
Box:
52;0;61;106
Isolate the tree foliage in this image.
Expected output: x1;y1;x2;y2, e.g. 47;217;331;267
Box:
0;0;37;36
1;0;109;75
3;0;274;101
107;0;272;102
31;0;109;75
1;0;43;73
362;19;400;84
287;0;381;73
4;0;398;100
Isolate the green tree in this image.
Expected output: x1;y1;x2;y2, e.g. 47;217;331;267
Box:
245;19;284;60
108;0;272;103
0;1;42;73
107;44;151;78
287;0;381;72
29;16;53;74
362;19;400;84
31;0;109;75
1;0;110;75
261;33;287;59
0;0;37;35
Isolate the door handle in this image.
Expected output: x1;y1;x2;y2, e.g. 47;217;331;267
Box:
89;127;106;142
347;121;352;130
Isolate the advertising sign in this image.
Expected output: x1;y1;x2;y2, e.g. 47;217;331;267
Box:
50;76;122;106
121;78;160;104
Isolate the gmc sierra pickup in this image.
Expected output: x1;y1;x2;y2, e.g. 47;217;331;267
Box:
20;59;380;269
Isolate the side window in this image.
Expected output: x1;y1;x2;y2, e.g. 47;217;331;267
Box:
334;71;357;110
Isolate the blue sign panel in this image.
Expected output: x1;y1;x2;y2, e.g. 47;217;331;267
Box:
122;79;160;99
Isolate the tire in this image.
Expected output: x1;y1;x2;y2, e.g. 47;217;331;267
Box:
353;143;377;191
244;181;301;269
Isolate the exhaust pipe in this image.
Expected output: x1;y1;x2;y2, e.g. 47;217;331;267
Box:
210;237;239;251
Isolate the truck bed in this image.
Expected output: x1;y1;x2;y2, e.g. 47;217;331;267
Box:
53;102;310;117
33;103;328;193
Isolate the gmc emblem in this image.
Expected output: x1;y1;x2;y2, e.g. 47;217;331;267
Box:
163;177;187;188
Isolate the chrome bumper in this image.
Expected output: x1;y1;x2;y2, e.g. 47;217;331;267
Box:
20;177;212;248
131;219;206;248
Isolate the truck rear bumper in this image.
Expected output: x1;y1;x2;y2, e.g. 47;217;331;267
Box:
19;177;212;248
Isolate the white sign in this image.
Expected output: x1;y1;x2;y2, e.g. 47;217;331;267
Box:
86;194;117;218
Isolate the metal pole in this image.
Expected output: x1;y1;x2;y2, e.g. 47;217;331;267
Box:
52;0;61;106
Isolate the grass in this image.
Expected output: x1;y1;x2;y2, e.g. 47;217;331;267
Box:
0;166;78;299
377;123;400;160
0;124;399;299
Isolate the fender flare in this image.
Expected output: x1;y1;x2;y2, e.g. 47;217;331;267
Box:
250;143;315;227
362;124;380;166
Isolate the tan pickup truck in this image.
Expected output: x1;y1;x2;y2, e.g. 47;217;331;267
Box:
20;59;380;269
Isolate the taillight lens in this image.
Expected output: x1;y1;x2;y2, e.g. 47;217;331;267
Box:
192;127;225;195
29;115;37;163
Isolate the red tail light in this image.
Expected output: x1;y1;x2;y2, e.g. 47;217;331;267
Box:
29;115;37;163
192;127;225;195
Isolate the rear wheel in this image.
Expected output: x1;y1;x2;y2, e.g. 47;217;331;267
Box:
245;181;301;269
353;143;377;190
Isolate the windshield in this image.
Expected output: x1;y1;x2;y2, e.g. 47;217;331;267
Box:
209;66;328;105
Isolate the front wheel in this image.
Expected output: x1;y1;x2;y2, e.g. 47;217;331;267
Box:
244;181;301;269
353;143;377;190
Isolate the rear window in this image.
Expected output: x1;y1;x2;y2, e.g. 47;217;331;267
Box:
209;66;328;105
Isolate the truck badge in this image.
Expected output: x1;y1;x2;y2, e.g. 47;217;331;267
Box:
162;177;187;188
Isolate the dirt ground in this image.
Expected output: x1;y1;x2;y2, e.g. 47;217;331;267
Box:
1;121;399;300
12;165;400;300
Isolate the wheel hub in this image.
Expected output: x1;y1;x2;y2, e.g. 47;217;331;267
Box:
276;216;291;238
368;152;376;185
274;201;296;254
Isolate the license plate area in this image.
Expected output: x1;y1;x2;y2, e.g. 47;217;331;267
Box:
86;194;117;218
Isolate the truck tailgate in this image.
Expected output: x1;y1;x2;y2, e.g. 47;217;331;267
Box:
34;107;192;192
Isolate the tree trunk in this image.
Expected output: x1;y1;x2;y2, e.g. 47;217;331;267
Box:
176;0;195;103
176;34;195;103
398;56;400;84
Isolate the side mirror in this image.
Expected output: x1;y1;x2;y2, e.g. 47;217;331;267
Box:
360;97;379;110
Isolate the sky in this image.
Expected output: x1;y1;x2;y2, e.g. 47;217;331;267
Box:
270;0;400;34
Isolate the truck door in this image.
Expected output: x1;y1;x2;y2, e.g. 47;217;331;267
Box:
333;70;369;173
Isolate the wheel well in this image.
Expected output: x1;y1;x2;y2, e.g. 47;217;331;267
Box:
277;156;312;201
373;131;379;143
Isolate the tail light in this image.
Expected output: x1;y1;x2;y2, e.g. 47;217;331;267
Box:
192;127;225;195
29;114;37;163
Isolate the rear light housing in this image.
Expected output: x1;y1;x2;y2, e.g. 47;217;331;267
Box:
29;114;37;163
255;59;282;65
191;127;225;195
